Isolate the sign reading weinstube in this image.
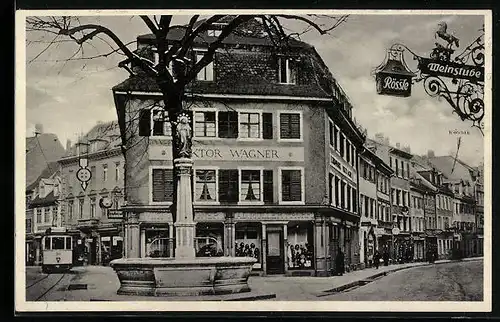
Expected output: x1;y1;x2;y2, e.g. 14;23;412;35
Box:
418;58;484;83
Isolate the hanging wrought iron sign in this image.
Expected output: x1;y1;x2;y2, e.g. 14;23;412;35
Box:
375;55;415;97
373;22;485;135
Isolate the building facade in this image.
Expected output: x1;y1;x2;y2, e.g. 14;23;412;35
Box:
26;164;62;265
409;180;425;261
357;147;379;268
367;135;413;262
427;154;483;258
374;152;393;260
113;18;365;276
25;125;65;266
58;121;125;266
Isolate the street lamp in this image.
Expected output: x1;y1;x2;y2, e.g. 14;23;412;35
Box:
373;22;485;135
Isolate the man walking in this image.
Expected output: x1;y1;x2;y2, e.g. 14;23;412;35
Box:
373;250;381;269
383;247;389;266
335;247;345;276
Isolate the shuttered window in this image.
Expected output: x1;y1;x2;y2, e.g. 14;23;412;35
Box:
281;169;302;202
335;177;340;207
262;113;273;139
329;122;334;146
340;181;346;209
152;168;174;203
139;109;151;136
279;113;301;139
218;169;239;203
346;185;351;212
339;134;345;158
263;170;274;203
328;173;334;204
352;188;357;214
218;112;238;138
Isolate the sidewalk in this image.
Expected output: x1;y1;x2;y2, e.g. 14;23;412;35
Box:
56;257;482;301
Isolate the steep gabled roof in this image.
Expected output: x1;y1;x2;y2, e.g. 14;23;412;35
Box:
136;17;312;49
26;161;60;192
64;121;121;157
29;190;58;207
427;155;475;183
26;133;65;187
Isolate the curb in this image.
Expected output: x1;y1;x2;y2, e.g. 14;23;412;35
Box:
90;292;277;302
316;257;483;297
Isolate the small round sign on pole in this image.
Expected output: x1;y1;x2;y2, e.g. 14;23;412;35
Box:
392;227;401;235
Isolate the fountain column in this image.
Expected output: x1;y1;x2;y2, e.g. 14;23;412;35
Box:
173;157;196;259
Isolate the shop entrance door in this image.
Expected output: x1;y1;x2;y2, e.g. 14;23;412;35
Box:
266;229;284;274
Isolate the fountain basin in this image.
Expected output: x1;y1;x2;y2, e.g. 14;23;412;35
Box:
110;257;257;297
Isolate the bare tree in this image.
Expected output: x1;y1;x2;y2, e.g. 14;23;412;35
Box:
26;14;349;222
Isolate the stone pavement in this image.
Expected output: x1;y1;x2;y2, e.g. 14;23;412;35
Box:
49;257;482;301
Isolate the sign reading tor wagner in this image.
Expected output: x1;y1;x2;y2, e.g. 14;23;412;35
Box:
149;145;305;162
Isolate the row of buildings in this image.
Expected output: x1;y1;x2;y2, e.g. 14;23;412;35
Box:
25;17;484;276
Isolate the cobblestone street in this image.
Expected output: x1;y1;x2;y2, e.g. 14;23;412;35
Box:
25;258;482;301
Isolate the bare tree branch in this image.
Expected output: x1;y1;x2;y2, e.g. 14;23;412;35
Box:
140;15;159;35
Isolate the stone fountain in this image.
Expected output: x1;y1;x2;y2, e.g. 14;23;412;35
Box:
110;113;257;297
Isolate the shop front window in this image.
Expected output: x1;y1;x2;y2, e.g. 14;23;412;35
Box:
195;223;223;257
287;222;314;269
145;229;171;258
235;224;262;269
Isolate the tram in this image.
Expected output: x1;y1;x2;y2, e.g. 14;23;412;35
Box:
41;227;73;273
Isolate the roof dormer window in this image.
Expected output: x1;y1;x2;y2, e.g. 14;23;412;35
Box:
39;183;45;198
278;57;297;85
208;29;222;37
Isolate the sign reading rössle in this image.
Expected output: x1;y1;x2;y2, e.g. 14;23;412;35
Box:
376;72;413;97
418;58;484;83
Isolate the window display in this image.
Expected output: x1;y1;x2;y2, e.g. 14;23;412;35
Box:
195;223;224;257
235;227;261;269
145;229;171;258
287;224;314;269
287;243;313;269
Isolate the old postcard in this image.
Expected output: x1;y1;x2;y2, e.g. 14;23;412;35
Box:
15;9;491;312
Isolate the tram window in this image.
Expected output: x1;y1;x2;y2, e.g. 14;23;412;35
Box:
44;237;51;250
65;237;72;250
52;237;65;250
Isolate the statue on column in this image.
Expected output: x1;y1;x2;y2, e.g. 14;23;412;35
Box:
175;113;192;159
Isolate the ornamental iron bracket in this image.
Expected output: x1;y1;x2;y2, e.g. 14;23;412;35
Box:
374;23;485;135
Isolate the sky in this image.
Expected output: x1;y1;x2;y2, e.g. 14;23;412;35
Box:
24;13;486;166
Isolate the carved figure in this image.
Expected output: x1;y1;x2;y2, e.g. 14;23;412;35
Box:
435;21;460;49
176;114;192;158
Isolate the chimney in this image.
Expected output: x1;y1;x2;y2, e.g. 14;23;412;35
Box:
427;150;435;158
34;123;43;136
374;133;385;143
66;139;72;151
396;142;400;149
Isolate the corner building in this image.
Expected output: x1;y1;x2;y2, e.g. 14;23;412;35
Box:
112;18;364;276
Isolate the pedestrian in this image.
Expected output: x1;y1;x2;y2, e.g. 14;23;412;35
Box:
383;247;389;266
335;247;345;276
373;250;381;269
